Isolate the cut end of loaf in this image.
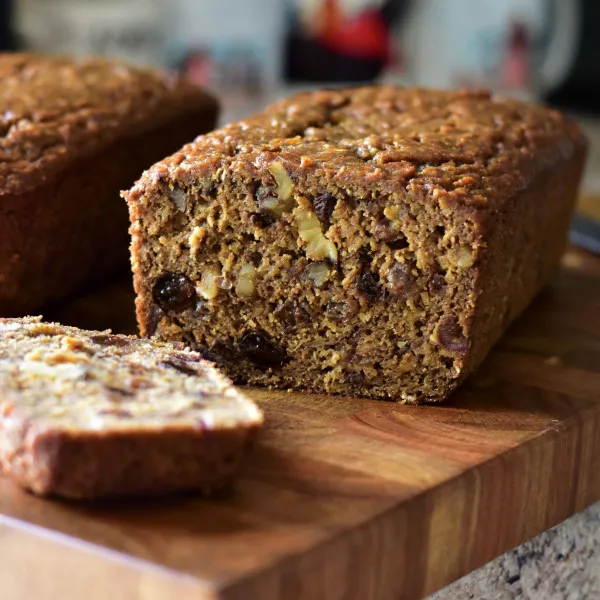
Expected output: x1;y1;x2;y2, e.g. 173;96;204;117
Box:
127;167;484;402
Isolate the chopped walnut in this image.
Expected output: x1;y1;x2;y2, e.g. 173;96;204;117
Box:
45;350;91;365
189;226;207;254
295;208;338;262
235;264;257;298
257;163;296;218
196;268;220;300
304;262;331;287
259;194;295;218
24;348;44;361
456;247;475;268
383;206;401;221
269;162;294;202
168;186;187;212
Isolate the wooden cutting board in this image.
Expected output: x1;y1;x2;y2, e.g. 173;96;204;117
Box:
2;248;600;600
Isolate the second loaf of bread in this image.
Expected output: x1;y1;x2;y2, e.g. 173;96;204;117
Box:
0;53;218;316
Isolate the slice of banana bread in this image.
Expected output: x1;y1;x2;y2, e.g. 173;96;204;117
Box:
0;53;218;316
0;317;262;499
124;87;587;403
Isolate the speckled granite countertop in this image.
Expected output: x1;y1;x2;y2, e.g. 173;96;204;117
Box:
429;501;600;599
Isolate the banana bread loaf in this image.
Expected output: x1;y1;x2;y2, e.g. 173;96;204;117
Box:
0;317;262;499
0;53;218;316
125;87;587;403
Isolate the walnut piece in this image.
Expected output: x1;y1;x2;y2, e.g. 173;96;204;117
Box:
304;262;331;287
196;268;220;300
269;162;294;201
383;206;401;221
295;208;338;262
236;264;257;298
61;336;85;351
456;247;475;268
259;163;296;218
189;226;207;254
168;186;187;212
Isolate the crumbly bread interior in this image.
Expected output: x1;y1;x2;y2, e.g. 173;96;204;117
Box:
131;171;476;402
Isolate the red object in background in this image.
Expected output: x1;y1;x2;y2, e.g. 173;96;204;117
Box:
181;51;211;86
501;21;531;90
314;0;391;62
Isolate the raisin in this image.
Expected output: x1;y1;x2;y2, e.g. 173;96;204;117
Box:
106;386;134;397
98;408;134;418
250;210;275;228
429;273;446;294
211;340;237;361
358;246;372;265
152;273;196;313
90;334;130;347
326;298;358;321
433;316;469;356
312;193;337;228
159;357;198;376
237;331;289;369
192;347;218;364
387;263;416;297
387;236;409;251
274;300;311;330
250;251;263;267
357;271;380;301
255;185;276;201
373;218;398;242
345;371;366;388
187;340;234;368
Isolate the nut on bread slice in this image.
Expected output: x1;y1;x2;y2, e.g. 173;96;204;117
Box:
0;317;262;499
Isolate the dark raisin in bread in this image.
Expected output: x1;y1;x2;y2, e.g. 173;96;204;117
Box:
0;317;262;499
124;87;587;403
0;53;218;316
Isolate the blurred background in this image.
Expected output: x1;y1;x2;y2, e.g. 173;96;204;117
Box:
2;0;600;195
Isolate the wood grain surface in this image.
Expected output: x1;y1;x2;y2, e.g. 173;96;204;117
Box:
1;248;599;600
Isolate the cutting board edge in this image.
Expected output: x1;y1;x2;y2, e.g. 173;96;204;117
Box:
213;399;600;600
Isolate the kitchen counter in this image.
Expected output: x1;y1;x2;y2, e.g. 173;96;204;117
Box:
430;501;600;599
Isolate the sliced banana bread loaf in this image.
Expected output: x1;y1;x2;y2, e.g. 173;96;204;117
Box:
124;87;587;403
0;317;262;499
0;53;218;316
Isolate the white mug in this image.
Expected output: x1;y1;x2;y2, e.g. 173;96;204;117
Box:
404;0;580;100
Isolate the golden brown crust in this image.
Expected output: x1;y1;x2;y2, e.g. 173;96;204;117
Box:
0;53;217;196
0;420;259;499
127;86;584;211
